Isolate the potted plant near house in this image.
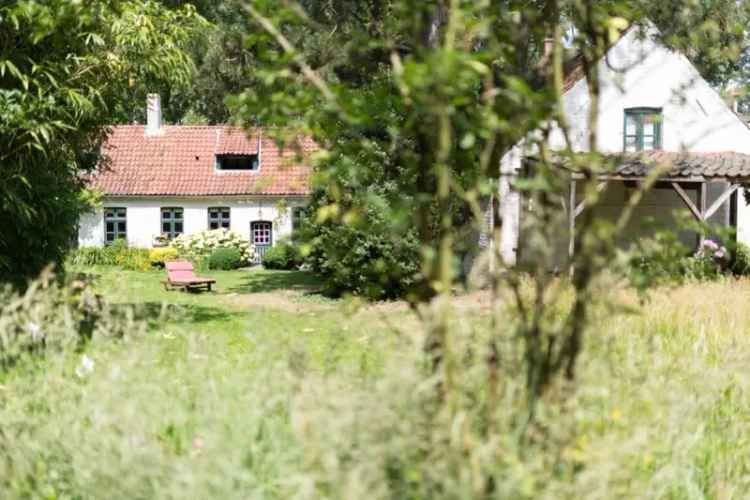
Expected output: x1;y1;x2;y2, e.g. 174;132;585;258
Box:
152;234;169;248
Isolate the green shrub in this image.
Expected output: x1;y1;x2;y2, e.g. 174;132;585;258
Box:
732;241;750;276
70;239;128;267
301;191;422;299
148;247;180;268
262;239;303;270
70;247;113;266
629;233;732;289
208;247;242;270
70;241;153;271
627;229;690;289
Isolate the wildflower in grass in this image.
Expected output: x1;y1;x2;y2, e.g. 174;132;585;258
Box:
192;436;204;450
26;321;42;342
75;355;95;378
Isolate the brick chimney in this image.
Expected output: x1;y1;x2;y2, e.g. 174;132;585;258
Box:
146;93;162;135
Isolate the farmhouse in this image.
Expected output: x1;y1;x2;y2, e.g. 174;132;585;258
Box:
77;95;313;263
498;25;750;266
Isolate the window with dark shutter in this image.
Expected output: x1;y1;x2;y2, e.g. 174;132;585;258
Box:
104;207;127;244
161;207;184;239
208;207;231;230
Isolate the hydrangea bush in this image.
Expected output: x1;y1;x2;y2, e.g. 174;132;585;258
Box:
697;239;728;262
171;229;254;265
689;238;730;279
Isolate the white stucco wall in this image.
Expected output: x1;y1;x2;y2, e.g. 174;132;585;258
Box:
498;146;523;265
78;196;308;248
556;28;750;155
499;26;750;265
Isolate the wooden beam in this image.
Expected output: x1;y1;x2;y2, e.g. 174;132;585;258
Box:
730;189;738;229
573;181;608;219
572;173;710;183
704;183;739;220
671;182;703;221
570;174;750;183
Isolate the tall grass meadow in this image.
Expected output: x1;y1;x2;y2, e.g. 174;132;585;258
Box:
2;269;750;498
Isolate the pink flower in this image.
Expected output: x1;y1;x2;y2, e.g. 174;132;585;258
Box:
703;239;718;250
193;436;204;449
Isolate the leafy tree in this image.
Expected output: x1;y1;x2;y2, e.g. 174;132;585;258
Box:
642;0;750;87
140;0;249;123
235;0;746;413
231;0;552;300
150;0;750;123
0;0;204;286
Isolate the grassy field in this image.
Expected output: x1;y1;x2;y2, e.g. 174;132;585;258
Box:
73;266;416;377
4;267;750;498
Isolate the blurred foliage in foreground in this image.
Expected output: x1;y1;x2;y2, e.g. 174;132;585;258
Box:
3;268;750;498
0;266;144;369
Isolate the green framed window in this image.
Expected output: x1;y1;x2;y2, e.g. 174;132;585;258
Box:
624;108;662;152
161;207;184;239
104;207;127;244
292;207;306;233
208;207;230;230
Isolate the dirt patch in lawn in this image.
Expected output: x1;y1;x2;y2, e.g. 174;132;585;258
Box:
361;290;493;314
226;289;493;316
224;291;332;313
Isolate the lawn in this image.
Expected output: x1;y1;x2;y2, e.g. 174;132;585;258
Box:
4;267;750;498
78;265;414;375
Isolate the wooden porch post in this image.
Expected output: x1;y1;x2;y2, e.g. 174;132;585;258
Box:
488;193;495;274
568;179;576;260
698;182;707;247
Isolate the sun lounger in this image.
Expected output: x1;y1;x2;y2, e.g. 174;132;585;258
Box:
163;260;215;292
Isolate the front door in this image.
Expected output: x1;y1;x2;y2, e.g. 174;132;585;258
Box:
251;221;273;264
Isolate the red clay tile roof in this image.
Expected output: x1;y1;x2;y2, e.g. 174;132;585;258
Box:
90;125;314;196
615;151;750;179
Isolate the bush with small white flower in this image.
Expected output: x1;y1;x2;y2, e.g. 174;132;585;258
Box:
171;228;254;267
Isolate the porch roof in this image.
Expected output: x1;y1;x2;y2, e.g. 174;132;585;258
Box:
560;151;750;261
613;151;750;181
554;151;750;182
